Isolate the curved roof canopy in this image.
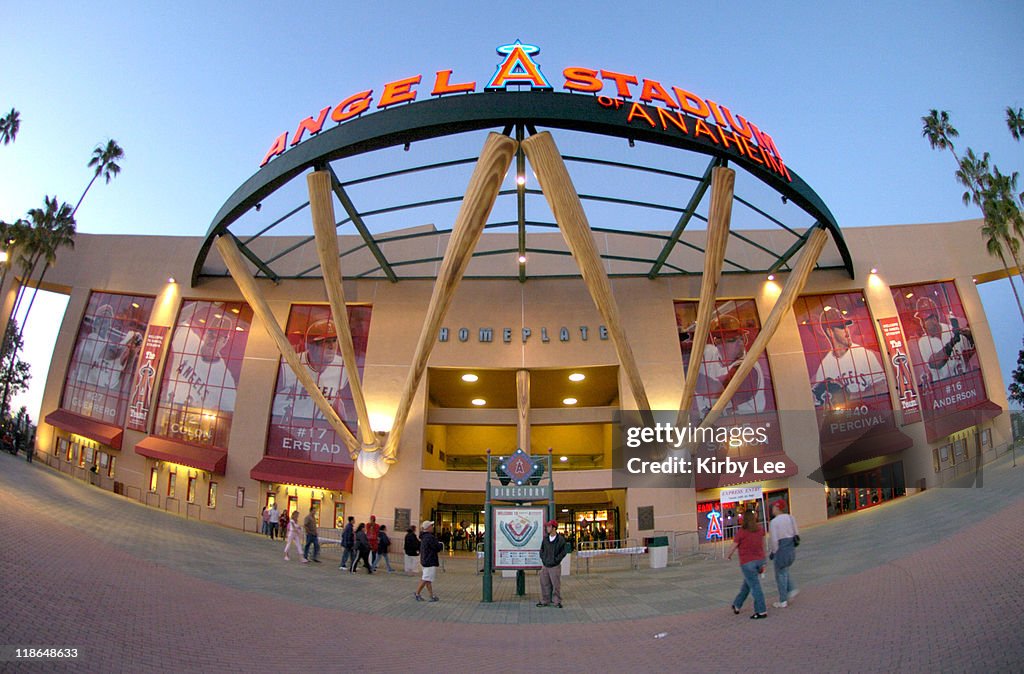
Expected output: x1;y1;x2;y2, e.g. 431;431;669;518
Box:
193;90;852;287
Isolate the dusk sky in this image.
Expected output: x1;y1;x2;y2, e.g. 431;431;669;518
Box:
2;1;1022;417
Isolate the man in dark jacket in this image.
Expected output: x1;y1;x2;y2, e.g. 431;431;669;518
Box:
415;521;443;602
339;516;355;570
537;519;567;608
404;525;420;575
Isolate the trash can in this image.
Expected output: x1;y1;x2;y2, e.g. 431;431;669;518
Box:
645;536;669;569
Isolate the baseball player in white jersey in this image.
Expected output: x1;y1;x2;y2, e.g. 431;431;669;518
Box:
74;303;143;391
164;311;237;412
272;318;349;422
913;297;974;382
811;306;887;407
695;313;765;416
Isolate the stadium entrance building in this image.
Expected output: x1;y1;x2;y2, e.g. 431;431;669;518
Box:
12;43;1011;544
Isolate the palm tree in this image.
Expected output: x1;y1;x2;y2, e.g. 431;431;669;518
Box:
980;218;1024;320
1008;107;1024;142
921;109;961;161
923;109;1024;323
0;218;30;291
14;197;76;339
73;139;124;216
0;108;20;145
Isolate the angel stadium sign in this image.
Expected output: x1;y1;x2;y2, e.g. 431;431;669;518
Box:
259;40;791;182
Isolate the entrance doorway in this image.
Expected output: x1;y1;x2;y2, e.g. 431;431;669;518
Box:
827;461;905;517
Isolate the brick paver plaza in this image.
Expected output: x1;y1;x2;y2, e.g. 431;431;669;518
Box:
1;448;1022;672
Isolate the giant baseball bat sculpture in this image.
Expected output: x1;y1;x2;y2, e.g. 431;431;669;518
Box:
308;170;379;454
383;132;516;461
698;225;828;431
521;131;653;421
216;233;361;458
677;166;734;429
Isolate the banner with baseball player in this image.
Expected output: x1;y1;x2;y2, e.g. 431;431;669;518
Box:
152;300;253;448
675;299;792;487
793;292;900;459
61;292;155;427
890;281;992;441
266;304;372;465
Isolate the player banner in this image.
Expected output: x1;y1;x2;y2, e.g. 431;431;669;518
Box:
126;325;168;432
890;281;994;442
878;317;922;425
153;300;253;448
493;507;545;569
266;304;372;465
674;299;793;489
793;292;899;463
61;292;155;427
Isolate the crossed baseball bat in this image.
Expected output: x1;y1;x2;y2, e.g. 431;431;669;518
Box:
218;131;828;469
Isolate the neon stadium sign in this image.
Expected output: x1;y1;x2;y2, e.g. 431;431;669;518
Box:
259;40;791;181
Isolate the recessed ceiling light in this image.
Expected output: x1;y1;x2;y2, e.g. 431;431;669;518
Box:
568;373;585;382
562;397;578;405
561;508;569;513
518;254;527;264
767;274;775;281
560;456;568;462
461;373;479;383
471;398;486;406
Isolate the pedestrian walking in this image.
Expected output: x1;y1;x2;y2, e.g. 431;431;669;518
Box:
769;499;800;608
350;523;372;573
415;520;442;602
372;525;395;573
261;507;270;536
279;508;289;540
339;516;355;570
302;507;321;563
366;515;380;568
267;503;280;540
403;525;420;575
283;510;303;561
727;509;768;619
536;520;567;608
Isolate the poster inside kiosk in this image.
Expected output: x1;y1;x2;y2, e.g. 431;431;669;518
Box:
493;508;545;569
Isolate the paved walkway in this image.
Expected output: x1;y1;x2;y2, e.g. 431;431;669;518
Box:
1;449;1022;672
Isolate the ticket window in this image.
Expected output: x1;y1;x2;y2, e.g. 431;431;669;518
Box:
187;476;197;503
287;495;298;519
266;493;277;509
149;468;159;492
334;503;345;529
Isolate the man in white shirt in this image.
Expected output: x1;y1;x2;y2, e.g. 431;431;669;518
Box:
164;309;237;413
696;314;765;416
272;318;349;424
811;307;887;408
914;297;974;383
75;303;143;391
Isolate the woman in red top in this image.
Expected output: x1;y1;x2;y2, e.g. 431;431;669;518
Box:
727;509;768;619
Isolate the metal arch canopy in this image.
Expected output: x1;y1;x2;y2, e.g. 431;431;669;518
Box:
192;90;853;286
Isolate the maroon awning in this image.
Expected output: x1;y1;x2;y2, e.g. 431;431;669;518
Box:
820;427;915;472
44;409;124;450
134;436;228;475
924;401;1002;442
250;456;354;492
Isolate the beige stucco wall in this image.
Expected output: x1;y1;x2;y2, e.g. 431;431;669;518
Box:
26;219;1014;536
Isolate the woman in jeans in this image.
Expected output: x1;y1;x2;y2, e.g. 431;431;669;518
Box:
727;509;768;619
